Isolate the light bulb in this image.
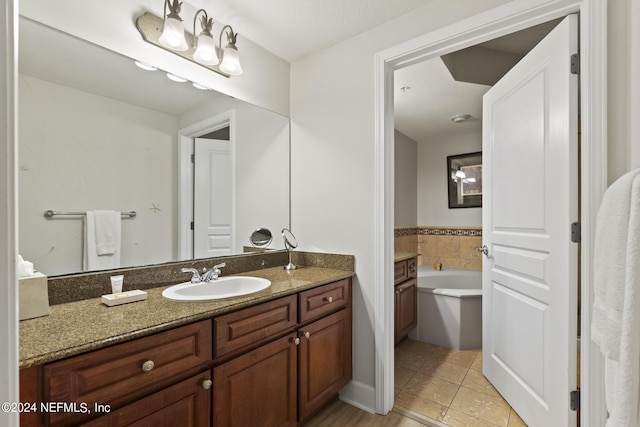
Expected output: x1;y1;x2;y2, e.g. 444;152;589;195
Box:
219;47;242;75
159;16;188;51
193;33;218;65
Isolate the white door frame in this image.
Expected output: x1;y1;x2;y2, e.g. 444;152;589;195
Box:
373;0;607;425
1;0;18;425
177;110;236;260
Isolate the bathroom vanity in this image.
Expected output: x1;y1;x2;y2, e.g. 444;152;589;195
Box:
18;260;353;427
394;255;418;344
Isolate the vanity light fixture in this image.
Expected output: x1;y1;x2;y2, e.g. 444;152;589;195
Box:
136;4;243;77
192;82;210;90
166;72;188;82
158;0;189;51
192;9;218;65
219;25;242;76
134;60;158;71
451;114;471;123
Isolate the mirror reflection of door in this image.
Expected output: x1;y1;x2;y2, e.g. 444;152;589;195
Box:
193;129;234;258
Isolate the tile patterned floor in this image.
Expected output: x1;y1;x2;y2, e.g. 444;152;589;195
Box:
394;339;528;427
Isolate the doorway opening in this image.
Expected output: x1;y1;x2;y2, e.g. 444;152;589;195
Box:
391;18;576;426
177;111;236;260
374;1;607;425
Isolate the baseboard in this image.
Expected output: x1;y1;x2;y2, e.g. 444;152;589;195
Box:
338;380;376;414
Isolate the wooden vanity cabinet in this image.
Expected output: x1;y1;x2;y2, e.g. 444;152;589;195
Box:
394;258;417;344
20;278;352;427
214;278;352;426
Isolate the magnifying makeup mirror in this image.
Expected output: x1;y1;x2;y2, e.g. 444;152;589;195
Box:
282;228;298;270
249;228;273;248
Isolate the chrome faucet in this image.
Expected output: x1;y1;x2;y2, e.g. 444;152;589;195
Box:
200;263;226;282
181;268;202;283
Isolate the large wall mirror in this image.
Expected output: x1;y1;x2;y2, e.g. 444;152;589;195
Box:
18;17;290;276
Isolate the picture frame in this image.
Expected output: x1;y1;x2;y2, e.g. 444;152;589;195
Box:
447;151;482;209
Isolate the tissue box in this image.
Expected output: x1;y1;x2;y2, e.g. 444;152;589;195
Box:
19;272;50;320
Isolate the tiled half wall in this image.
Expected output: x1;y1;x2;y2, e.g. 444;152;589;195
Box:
395;227;483;271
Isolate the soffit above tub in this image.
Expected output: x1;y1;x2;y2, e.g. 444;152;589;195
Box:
394;18;562;143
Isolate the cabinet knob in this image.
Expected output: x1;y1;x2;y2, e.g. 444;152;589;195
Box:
293;337;301;346
303;331;310;339
142;360;155;373
202;379;213;390
324;296;333;303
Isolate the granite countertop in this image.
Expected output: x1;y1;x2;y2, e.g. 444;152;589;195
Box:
394;252;420;263
19;266;354;368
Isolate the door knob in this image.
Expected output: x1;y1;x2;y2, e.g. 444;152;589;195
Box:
477;245;489;256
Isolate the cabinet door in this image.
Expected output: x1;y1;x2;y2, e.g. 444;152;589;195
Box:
395;278;417;344
214;333;298;427
298;309;352;422
82;371;211;427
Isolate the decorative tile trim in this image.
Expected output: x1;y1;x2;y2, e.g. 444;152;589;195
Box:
394;226;482;237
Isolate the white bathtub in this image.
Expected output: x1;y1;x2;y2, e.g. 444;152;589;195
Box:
408;266;482;350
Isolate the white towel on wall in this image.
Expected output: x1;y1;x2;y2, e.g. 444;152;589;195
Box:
83;210;121;271
591;168;640;359
591;168;640;427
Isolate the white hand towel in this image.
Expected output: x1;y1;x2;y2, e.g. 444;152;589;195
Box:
591;168;640;360
94;210;121;255
83;211;121;271
592;169;640;427
606;172;640;427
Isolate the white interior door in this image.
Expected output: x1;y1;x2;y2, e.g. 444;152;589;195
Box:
482;15;578;427
194;138;234;258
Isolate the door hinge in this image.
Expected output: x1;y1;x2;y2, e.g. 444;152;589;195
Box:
190;221;194;230
570;53;580;74
191;154;195;163
570;389;580;411
571;222;581;243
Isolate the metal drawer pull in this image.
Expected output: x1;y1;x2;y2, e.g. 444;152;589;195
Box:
303;331;310;339
202;379;213;390
142;360;155;372
293;337;301;346
324;296;333;303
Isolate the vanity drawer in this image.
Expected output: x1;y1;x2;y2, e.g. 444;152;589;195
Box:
298;278;350;323
394;261;408;284
214;295;297;358
394;259;417;284
44;319;211;426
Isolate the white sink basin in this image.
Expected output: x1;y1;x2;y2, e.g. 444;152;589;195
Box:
162;276;271;301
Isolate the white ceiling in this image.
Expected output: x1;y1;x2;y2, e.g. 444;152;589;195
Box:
190;0;434;62
394;58;489;143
